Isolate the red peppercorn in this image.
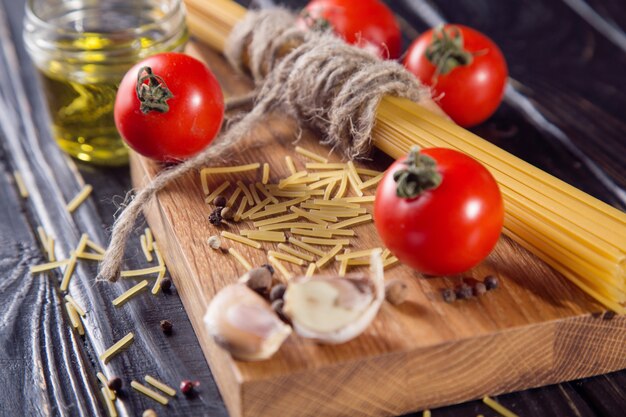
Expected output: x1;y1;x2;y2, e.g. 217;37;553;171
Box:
180;380;199;396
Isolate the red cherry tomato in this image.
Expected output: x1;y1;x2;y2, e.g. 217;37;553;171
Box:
404;25;508;127
114;52;224;162
374;148;504;275
298;0;402;59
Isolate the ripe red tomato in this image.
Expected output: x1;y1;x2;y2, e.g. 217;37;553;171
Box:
114;52;224;162
298;0;401;59
404;25;508;127
374;147;504;275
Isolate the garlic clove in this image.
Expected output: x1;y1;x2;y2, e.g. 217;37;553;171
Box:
283;250;385;344
204;283;291;361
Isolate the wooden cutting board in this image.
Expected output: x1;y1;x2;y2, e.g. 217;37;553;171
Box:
130;43;626;417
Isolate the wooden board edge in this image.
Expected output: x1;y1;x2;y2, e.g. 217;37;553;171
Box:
130;154;245;417
238;316;626;417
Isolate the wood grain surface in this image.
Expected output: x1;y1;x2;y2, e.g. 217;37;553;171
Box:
131;38;626;416
1;0;625;416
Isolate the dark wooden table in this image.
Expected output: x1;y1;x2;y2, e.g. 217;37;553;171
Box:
1;0;624;416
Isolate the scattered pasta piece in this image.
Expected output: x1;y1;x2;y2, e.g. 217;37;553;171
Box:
76;251;104;261
255;182;279;203
226;187;243;208
290;228;333;238
312;199;361;209
359;173;384;190
13;171;28;198
60;234;89;291
86;239;106;255
240;230;286;243
131;381;169;405
334;173;348;198
66;185;93;213
240;197;272;219
112;280;149;307
97;372;116;401
30;259;70;274
99;332;134;364
221;231;262;249
305;263;316;277
339;249;350;276
237;180;254;204
145;375;176;397
301;237;350;246
140;235;153;262
328;214;373;230
483;396;519;417
65;302;84;336
145;228;154;252
253;213;299;227
200;171;210;195
151;269;167;296
101;387;118;417
200;163;260;175
268;250;305;266
249;183;262;205
336;248;381;261
277;243;315;262
65;295;86;317
315;244;343;268
228;247;253;270
268;255;292;281
259;222;318;231
295;146;328;163
262;163;270;184
288;237;327;257
285;156;297;175
120;266;164;278
205;181;231;205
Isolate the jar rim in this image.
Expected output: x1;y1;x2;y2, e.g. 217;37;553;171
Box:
24;0;184;38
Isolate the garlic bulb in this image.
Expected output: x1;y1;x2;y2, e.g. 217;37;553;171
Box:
204;283;291;361
283;250;384;344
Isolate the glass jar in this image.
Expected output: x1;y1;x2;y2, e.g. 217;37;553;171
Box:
23;0;189;166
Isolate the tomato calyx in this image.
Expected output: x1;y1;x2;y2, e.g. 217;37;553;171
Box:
299;10;332;32
392;147;442;198
425;25;475;79
135;66;174;114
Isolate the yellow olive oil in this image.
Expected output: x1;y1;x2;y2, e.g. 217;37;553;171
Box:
39;66;126;166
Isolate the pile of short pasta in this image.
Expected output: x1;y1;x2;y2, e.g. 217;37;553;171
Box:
200;146;398;279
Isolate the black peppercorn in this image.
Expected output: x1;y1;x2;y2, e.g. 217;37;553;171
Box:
484;275;499;290
261;263;275;275
107;376;122;391
455;283;473;300
213;195;227;207
269;284;286;301
208;207;223;225
161;277;172;292
602;311;616;320
160;320;173;334
442;288;456;303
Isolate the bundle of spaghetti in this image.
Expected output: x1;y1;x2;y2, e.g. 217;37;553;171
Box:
184;0;626;312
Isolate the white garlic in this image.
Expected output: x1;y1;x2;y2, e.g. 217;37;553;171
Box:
204;283;291;361
283;250;384;344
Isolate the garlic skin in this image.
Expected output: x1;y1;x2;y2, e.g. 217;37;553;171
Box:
283;250;385;344
204;284;291;361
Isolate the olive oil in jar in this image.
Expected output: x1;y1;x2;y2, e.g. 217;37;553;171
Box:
24;0;188;166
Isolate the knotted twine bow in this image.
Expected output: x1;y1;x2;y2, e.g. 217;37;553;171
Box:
97;8;430;282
